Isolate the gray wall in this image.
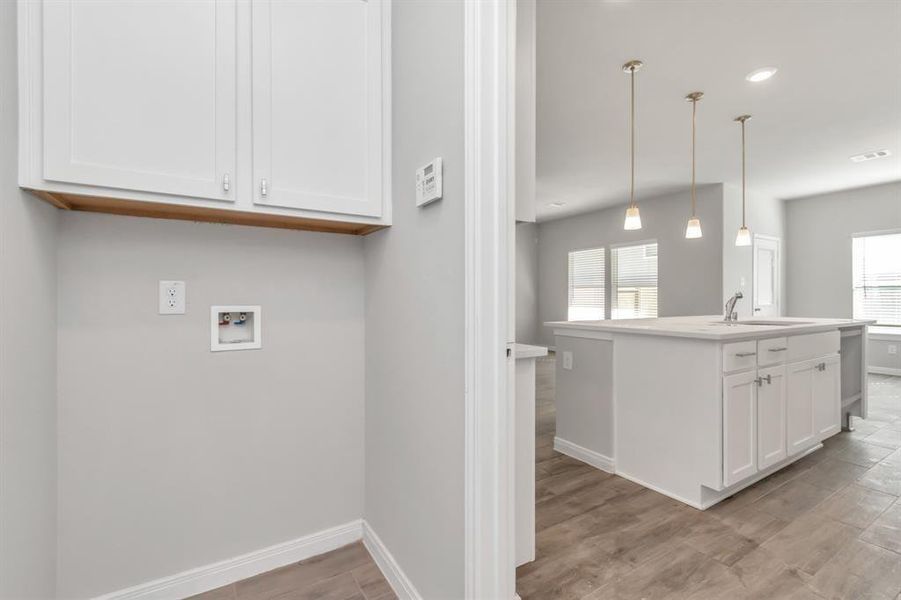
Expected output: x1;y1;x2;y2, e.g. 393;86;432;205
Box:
535;186;724;347
362;1;465;598
516;222;539;344
722;185;786;319
56;214;365;597
786;181;901;318
0;1;60;597
870;333;901;374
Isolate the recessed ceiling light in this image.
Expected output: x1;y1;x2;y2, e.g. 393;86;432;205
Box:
745;67;778;83
549;201;566;208
850;150;891;163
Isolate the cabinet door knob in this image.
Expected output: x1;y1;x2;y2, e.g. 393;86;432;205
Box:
223;173;230;192
260;179;269;197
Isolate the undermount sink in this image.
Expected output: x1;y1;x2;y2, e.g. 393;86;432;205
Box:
710;320;815;326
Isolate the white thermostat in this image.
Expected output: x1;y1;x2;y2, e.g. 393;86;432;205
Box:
416;157;443;207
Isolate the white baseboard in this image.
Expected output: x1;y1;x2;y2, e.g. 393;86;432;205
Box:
870;366;901;377
554;437;615;473
362;522;423;600
94;520;363;600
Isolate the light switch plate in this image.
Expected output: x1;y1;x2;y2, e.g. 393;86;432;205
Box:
889;344;897;355
415;158;443;207
562;351;573;370
159;280;186;314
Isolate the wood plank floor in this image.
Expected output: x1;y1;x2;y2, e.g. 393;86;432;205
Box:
517;353;901;600
188;541;396;600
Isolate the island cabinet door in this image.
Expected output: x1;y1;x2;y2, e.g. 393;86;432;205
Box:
757;365;787;470
787;360;817;455
813;355;841;441
723;371;758;487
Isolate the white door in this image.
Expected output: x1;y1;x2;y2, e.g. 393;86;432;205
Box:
42;0;237;201
723;371;758;487
814;355;841;441
753;235;781;318
786;360;816;455
757;364;787;470
252;0;384;217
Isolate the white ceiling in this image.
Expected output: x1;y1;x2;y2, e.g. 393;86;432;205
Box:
535;0;901;221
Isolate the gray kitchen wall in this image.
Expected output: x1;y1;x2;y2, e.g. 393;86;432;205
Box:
0;1;60;596
722;185;786;319
785;181;901;373
516;222;539;344
362;0;465;598
535;186;724;347
786;181;901;318
56;214;365;597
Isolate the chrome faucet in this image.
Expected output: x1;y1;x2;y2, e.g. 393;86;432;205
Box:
724;292;743;322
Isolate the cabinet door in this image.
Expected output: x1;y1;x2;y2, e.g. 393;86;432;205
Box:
814;356;841;441
757;365;787;470
43;0;237;201
252;0;384;217
723;371;758;487
786;360;816;455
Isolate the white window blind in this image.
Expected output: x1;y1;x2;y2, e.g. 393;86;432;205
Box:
568;247;605;321
611;242;658;320
853;232;901;327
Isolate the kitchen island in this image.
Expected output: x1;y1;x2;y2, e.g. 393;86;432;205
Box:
545;316;871;509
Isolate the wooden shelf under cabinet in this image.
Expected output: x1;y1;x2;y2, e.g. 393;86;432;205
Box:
26;190;388;236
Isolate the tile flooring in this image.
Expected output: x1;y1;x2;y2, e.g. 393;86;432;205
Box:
516;355;901;600
188;541;396;600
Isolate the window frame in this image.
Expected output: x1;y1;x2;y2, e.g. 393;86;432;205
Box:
566;245;606;322
852;229;901;328
610;239;659;321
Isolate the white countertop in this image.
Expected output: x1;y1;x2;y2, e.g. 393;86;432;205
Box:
513;343;548;359
546;316;873;341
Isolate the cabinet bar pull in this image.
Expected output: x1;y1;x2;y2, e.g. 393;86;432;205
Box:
223;173;230;192
260;179;268;197
735;352;757;357
768;347;787;352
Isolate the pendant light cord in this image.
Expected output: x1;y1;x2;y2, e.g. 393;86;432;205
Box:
630;66;636;209
690;97;697;218
741;118;747;228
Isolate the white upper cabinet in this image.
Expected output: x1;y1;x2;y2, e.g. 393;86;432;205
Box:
42;0;237;201
20;0;390;233
252;0;385;217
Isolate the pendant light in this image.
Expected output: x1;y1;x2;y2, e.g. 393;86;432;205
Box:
734;115;752;246
684;91;704;239
623;60;643;230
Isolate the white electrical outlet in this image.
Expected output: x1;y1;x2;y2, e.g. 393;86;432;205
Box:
889;344;898;355
562;351;573;370
159;280;186;315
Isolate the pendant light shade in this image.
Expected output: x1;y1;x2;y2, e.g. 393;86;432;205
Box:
685;92;704;239
686;217;703;239
623;60;643;230
734;114;752;246
624;206;642;230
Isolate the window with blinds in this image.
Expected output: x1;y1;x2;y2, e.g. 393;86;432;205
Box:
853;232;901;327
611;242;658;320
567;247;605;321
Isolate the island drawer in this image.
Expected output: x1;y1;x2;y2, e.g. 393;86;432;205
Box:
758;337;789;366
787;331;840;363
723;340;758;373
